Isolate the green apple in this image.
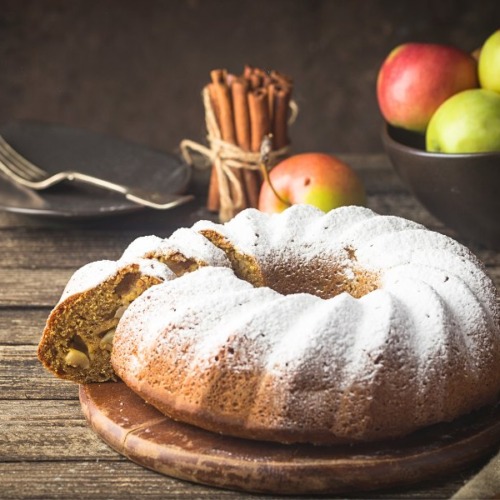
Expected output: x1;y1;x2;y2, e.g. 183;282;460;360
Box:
479;30;500;92
377;43;478;133
258;153;366;214
426;89;500;153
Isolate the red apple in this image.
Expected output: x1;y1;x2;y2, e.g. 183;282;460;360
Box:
377;43;478;132
258;153;366;214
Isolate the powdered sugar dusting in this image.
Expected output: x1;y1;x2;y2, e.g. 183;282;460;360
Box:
121;229;229;268
120;235;163;260
111;204;500;443
188;205;499;377
133;258;177;281
355;229;498;325
168;228;229;267
58;258;176;305
59;260;119;303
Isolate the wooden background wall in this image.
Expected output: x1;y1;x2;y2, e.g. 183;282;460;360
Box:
0;0;498;157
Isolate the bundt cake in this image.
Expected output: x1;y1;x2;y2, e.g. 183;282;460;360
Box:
110;205;500;444
38;204;500;445
38;228;230;383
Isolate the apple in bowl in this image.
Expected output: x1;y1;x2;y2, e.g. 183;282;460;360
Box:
426;88;500;153
258;153;366;214
377;43;478;132
479;29;500;92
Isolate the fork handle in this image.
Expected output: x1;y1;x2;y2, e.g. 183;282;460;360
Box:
125;189;194;209
67;172;193;209
67;172;128;194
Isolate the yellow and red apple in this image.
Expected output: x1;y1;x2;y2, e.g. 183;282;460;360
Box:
377;43;478;132
258;153;366;214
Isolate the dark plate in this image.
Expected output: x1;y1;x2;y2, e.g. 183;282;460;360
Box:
0;121;192;219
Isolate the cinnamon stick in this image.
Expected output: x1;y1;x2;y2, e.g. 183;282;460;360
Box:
270;70;294;89
210;69;237;144
271;84;291;149
248;87;271;153
254;67;272;87
209;69;248;211
243;64;254;79
206;83;221;212
243;65;264;90
231;77;261;208
267;83;276;127
231;78;251;151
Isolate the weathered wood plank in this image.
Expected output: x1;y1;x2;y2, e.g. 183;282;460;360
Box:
0;193;497;271
0;460;291;499
0;345;79;400
0;459;477;499
0;228;132;268
0;309;49;345
486;267;500;291
0;400;115;461
341;154;410;195
0;269;72;306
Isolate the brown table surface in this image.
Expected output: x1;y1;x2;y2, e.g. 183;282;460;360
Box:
1;154;499;499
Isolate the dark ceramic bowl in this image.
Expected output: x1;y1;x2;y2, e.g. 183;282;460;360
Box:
382;123;500;249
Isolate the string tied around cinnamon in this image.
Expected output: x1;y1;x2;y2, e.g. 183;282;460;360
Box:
180;87;298;222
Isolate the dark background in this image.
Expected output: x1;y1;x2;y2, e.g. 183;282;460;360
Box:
0;0;498;156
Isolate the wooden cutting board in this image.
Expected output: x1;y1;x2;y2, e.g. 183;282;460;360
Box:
80;382;500;495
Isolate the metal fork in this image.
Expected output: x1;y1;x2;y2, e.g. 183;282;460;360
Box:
0;134;194;209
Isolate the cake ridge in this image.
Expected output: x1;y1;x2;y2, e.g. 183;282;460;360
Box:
121;227;231;274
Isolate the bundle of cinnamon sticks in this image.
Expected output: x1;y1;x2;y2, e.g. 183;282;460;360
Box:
205;66;293;214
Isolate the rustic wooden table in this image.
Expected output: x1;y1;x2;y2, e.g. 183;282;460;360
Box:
1;154;498;499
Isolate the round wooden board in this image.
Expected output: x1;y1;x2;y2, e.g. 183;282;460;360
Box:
80;382;500;495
